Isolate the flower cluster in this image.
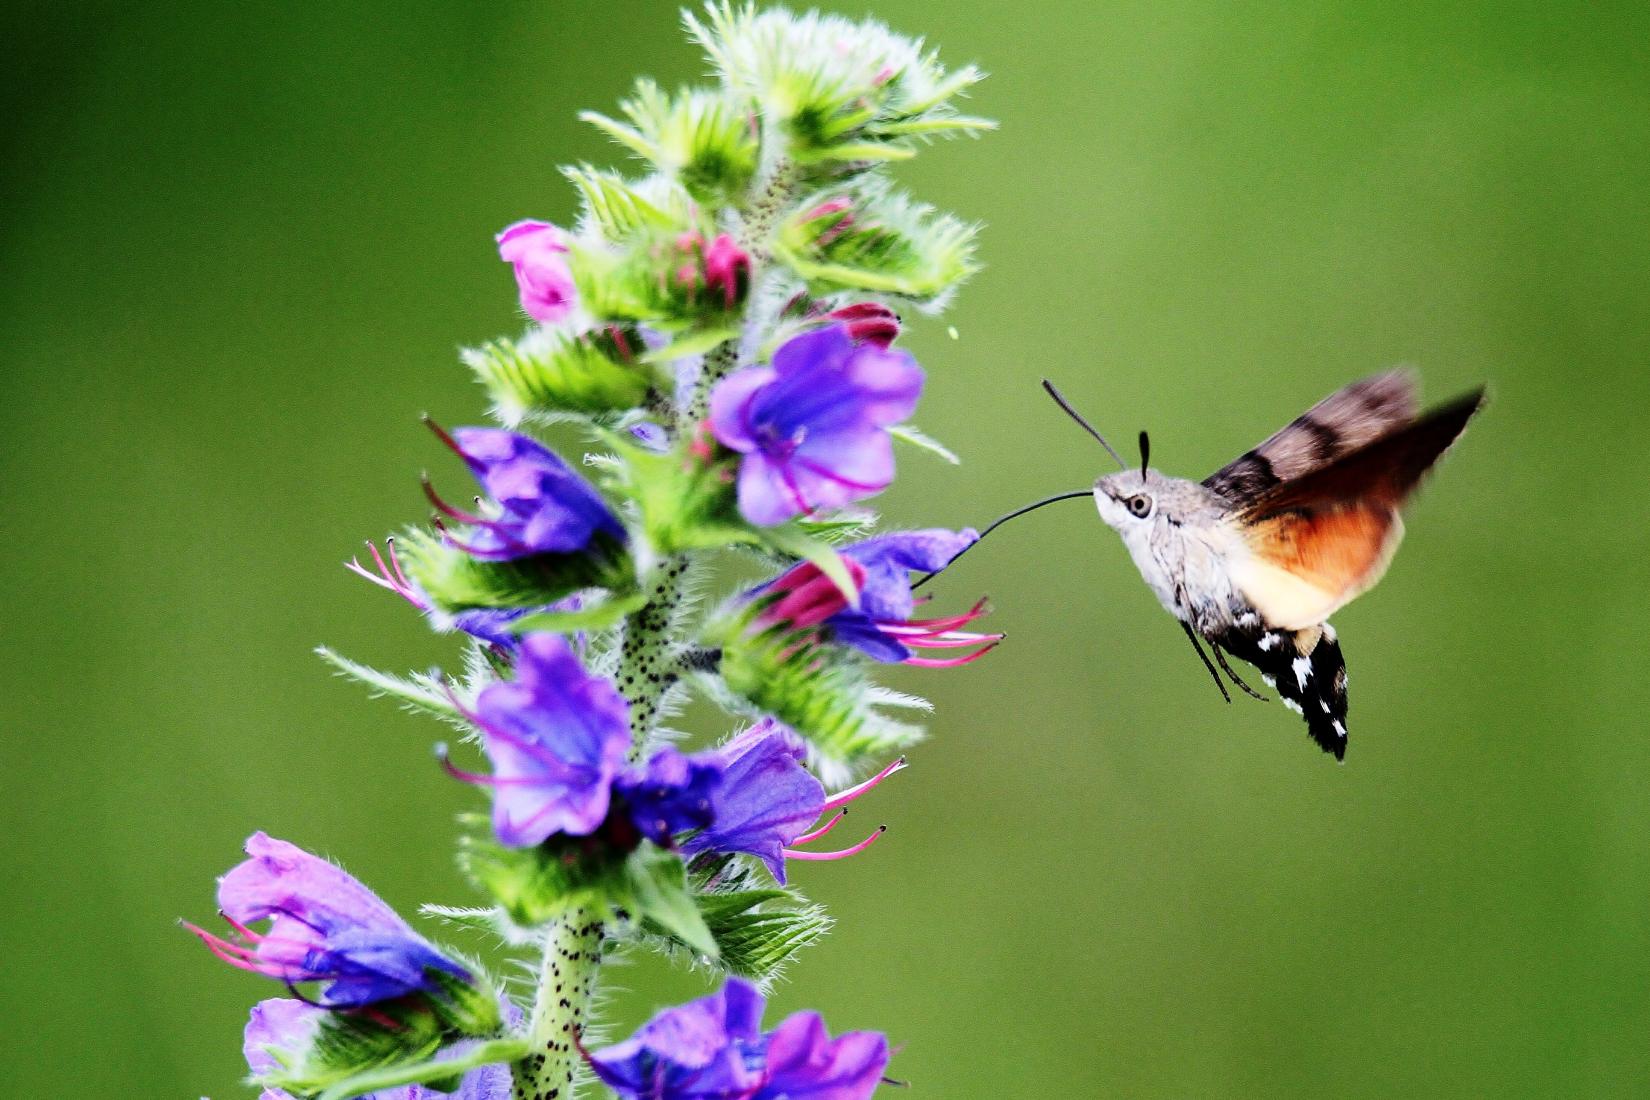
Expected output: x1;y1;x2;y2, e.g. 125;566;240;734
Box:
196;6;994;1099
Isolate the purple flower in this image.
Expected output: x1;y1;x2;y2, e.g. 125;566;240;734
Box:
423;423;624;561
245;998;511;1100
448;634;631;847
682;722;905;884
188;834;469;1007
590;978;890;1100
497;220;577;323
754;530;1001;667
615;746;724;846
708;324;923;526
829;528;999;666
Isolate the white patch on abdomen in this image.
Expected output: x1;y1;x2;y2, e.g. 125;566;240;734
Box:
1292;655;1312;690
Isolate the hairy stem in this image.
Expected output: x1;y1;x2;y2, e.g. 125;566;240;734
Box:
512;904;603;1100
616;557;693;754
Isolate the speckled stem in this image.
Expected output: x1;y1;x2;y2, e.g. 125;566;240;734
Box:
616;557;692;754
511;903;603;1100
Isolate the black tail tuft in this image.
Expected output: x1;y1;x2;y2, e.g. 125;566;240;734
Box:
1215;618;1350;760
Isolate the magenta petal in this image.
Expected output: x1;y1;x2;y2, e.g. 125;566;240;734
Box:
736;451;810;526
791;429;895;497
496;220;576;323
472;635;630;847
762;1012;891;1100
770;324;853;379
244;998;322;1080
842;343;923;426
220;833;406;939
708;366;778;452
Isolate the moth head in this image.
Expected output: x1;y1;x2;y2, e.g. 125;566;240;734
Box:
1093;468;1162;530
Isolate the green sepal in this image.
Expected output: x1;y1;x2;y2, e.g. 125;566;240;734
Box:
255;964;506;1099
612;846;719;958
396;528;632;613
563;165;687;239
464;327;659;426
640;869;832;986
685;4;992;171
507;591;648;636
581;79;758;202
774;185;979;305
705;611;923;781
570;231;748;330
458;816;631;928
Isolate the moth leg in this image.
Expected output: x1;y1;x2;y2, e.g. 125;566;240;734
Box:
1211;642;1269;702
1179;621;1232;704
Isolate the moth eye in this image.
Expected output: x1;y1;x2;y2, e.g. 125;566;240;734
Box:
1127;494;1152;518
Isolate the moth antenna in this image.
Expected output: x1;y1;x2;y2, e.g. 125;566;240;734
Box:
1041;379;1126;469
1138;429;1151;481
911;489;1091;590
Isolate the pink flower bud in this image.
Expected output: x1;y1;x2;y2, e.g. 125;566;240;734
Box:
703;233;751;310
496;220;577;323
830;302;901;348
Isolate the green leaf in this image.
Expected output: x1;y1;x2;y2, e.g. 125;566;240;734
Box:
397;529;630;613
890;423;960;465
315;647;460;721
464;328;656;425
618;847;719;958
696;887;832;982
508;591;648;636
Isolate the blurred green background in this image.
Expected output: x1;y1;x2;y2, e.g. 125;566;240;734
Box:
5;2;1649;1096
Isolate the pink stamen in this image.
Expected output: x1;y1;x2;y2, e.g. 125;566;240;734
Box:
880;597;990;633
903;642;999;668
384;537;412;589
790;808;849;846
900;632;1004;650
422;415;466;460
822;755;907;812
783;825;886;862
219;911;267;944
434;743;546;788
431;516;522;559
422;477;491;526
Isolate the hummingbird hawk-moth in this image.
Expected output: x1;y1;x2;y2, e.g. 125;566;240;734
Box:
1027;371;1486;760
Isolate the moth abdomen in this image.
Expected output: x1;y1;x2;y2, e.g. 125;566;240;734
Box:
1215;619;1350;760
